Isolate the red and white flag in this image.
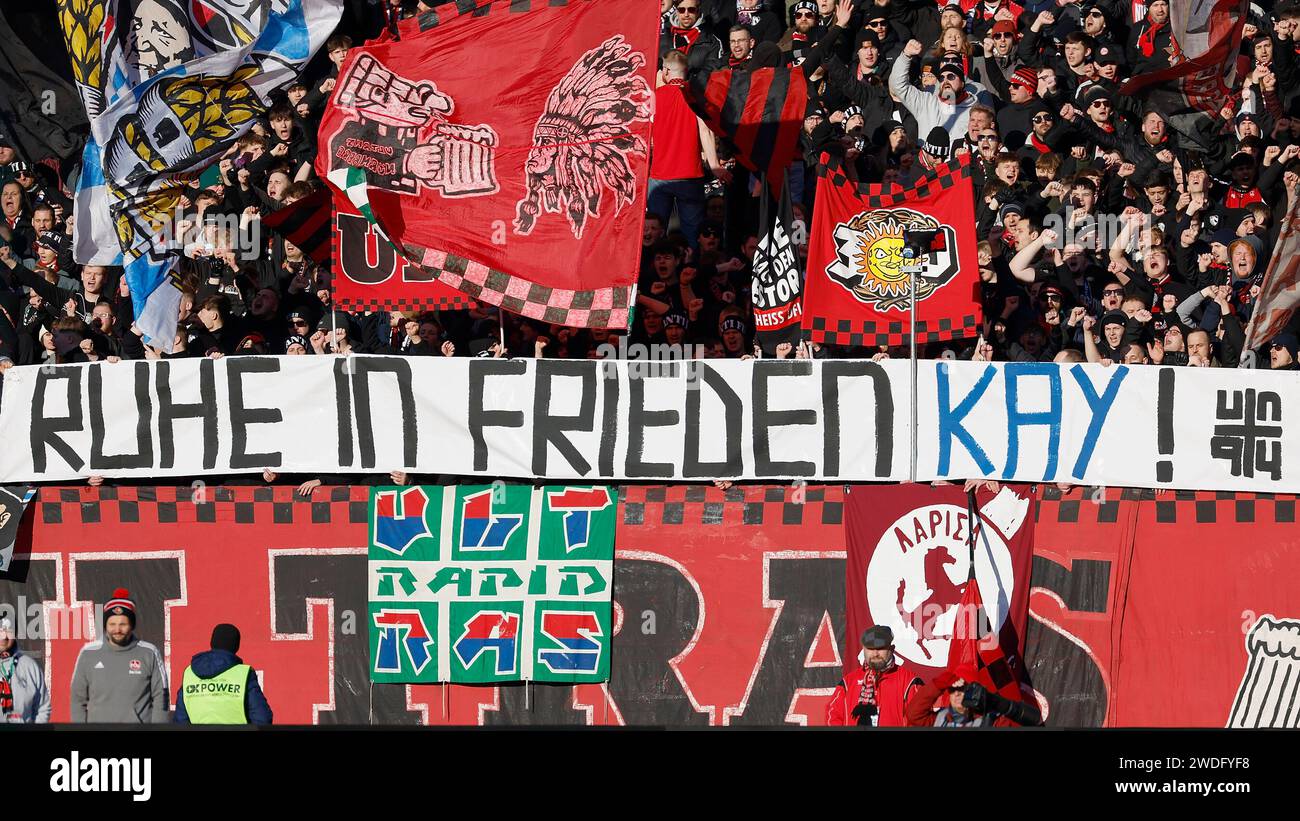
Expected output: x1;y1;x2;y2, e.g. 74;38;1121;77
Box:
1244;196;1300;351
317;0;658;328
802;153;981;348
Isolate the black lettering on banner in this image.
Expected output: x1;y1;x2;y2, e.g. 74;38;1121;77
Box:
30;367;84;473
683;362;742;477
89;362;154;470
336;211;397;285
598;364;620;477
1155;367;1175;482
625;363;680;478
334;360;354;468
1210;388;1283;480
1023;555;1111;727
156;359;218;470
468;360;527;472
821;361;893;478
272;553;421;725
728;556;845;725
604;558;710;725
350;358;418;470
752;361;817;477
74;557;182;655
532;360;596;476
226;358;283;469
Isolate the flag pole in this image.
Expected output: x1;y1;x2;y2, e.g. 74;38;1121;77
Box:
909;254;918;484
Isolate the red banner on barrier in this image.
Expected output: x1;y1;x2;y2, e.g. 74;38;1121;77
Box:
1028;488;1300;727
844;484;1036;687
3;485;851;725
9;484;1298;726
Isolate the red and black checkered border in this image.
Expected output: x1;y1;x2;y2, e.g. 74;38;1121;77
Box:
807;313;979;347
619;485;846;527
395;241;636;330
334;295;475;313
31;485;846;528
31;485;1299;528
1035;486;1300;525
817;151;973;208
417;0;583;30
34;486;371;527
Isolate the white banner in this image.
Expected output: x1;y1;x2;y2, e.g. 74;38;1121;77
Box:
0;357;1291;491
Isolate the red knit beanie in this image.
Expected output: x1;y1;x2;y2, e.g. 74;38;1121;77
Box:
1011;66;1038;94
104;587;136;628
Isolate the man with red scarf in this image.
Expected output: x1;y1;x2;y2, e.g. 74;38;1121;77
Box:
659;0;726;75
826;625;923;726
1127;0;1176;77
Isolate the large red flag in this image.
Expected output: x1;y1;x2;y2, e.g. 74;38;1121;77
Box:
317;0;657;328
844;484;1035;684
947;574;1024;702
802;153;981;348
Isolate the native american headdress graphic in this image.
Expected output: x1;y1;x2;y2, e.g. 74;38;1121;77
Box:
514;35;653;240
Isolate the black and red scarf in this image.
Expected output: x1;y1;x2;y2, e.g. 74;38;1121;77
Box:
858;658;899;708
1137;20;1166;58
0;653;13;716
671;25;701;50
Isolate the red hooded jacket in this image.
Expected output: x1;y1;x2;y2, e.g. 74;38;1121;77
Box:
825;663;923;727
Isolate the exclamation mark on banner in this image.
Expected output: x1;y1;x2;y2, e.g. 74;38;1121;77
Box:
1156;368;1175;483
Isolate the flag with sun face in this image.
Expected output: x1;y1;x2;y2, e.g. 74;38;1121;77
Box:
801;152;981;348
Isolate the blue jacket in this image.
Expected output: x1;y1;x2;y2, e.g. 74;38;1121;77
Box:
174;649;273;725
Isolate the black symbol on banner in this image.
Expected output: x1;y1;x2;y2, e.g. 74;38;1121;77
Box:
1210;389;1282;480
1155;368;1174;483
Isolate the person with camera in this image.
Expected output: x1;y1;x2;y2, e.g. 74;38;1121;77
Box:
826;625;923;726
905;668;1043;727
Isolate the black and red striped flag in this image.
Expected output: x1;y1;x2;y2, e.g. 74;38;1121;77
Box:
262;188;332;264
689;65;807;198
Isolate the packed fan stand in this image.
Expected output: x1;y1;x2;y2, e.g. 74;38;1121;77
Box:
0;0;1292;800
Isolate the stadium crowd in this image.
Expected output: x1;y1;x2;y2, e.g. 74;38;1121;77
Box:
1;0;1299;417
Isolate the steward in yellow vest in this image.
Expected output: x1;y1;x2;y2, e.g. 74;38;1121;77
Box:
174;624;273;725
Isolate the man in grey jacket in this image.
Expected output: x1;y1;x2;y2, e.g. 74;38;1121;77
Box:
0;615;49;723
889;39;978;141
69;588;169;723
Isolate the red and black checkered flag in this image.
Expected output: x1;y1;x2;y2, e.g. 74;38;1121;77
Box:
947;573;1024;703
688;65;807;199
801;152;981;348
262;188;332;264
